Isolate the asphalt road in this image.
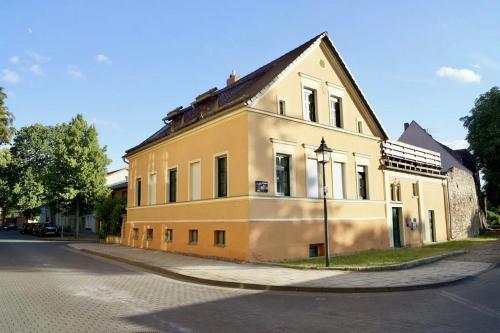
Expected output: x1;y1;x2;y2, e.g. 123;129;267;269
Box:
0;232;499;333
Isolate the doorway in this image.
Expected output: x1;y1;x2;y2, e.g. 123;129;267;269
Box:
392;207;402;248
428;210;436;242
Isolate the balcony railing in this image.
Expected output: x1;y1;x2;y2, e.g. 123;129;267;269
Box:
382;140;442;175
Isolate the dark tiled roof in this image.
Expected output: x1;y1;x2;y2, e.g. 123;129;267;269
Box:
126;31;387;155
399;120;477;174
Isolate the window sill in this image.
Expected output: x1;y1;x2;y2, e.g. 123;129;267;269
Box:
214;244;225;248
165;240;173;243
188;242;198;246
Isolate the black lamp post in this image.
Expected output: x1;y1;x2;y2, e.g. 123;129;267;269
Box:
314;137;333;267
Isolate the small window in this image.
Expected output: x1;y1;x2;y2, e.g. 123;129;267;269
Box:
146;228;153;241
330;96;342;128
357;120;363;134
303;88;317;122
216;155;228;198
309;243;325;258
168;168;177;203
276;154;291;196
357;165;368;200
391;182;401;202
214;230;225;246
412;183;419;197
132;228;139;240
189;229;198;245
165;228;173;243
121;191;127;203
136;178;142;207
278;99;286;115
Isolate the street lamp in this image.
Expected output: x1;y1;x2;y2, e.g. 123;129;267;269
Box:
314;137;333;267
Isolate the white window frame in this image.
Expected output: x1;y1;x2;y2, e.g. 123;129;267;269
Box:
272;138;296;197
148;172;157;205
355;154;370;200
213;151;229;198
329;95;343;128
166;165;178;203
276;96;287;116
303;144;321;198
331;151;347;200
135;177;142;207
300;73;320;123
188;159;202;201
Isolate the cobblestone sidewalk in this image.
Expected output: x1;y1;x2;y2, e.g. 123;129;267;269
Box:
68;243;496;292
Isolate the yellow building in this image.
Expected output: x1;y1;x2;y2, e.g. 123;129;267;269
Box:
122;32;450;261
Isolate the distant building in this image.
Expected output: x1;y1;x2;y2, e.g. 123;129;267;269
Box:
399;121;485;238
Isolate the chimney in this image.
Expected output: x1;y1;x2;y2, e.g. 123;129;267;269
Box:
404;122;410;131
226;69;239;86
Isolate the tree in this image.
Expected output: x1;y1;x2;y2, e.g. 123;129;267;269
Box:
9;124;53;218
0;148;13;223
0;87;15;145
96;197;126;238
461;86;500;208
47;114;110;237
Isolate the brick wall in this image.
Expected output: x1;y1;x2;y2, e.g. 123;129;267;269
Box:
447;167;484;239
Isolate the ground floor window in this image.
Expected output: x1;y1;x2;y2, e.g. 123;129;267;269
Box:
165;228;173;243
189;229;198;245
309;243;325;257
276;154;291;196
132;228;139;240
428;210;436;242
214;230;225;246
146;228;153;241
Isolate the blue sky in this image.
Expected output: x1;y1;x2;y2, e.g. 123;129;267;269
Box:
1;1;499;170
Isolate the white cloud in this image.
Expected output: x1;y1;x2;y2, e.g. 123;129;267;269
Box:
95;54;112;64
436;66;481;83
91;118;122;131
67;66;84;79
1;69;20;83
470;64;481;69
29;64;44;76
28;51;50;63
27;27;32;34
9;56;20;64
440;139;469;150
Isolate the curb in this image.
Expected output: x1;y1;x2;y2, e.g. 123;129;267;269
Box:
261;250;467;271
67;245;495;294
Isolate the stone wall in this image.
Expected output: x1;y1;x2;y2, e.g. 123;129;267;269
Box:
447;167;484;239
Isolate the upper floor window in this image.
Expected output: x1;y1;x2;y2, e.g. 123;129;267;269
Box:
357;120;363;134
330;96;342;128
276;154;291;196
216;155;228;198
149;173;157;205
278;98;286;115
357;165;368;200
306;158;320;198
391;182;401;202
302;88;317;122
189;161;201;201
168;168;177;203
135;178;142;207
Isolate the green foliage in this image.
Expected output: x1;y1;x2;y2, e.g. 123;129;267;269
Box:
96;196;125;237
0;148;13;220
0;87;15;145
487;210;500;225
9;124;53;217
461;87;500;208
47;114;110;214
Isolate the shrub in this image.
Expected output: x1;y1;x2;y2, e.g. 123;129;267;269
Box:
96;197;125;236
487;210;500;225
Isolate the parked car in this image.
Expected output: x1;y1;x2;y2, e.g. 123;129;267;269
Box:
2;223;17;231
37;223;59;237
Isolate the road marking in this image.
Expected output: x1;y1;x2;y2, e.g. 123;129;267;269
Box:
439;290;500;320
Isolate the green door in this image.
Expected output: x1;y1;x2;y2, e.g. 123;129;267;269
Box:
392;208;401;248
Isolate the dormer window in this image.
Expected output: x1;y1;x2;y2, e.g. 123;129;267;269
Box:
302;88;317;122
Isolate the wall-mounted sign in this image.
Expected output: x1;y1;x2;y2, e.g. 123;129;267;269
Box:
255;181;268;193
